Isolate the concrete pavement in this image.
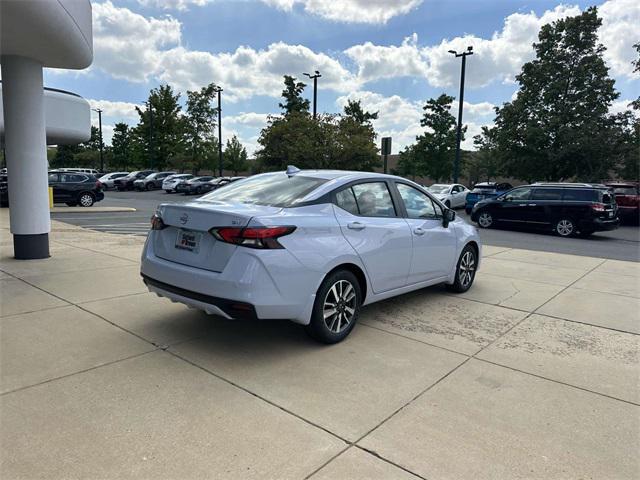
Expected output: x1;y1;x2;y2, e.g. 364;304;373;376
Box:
1;210;638;479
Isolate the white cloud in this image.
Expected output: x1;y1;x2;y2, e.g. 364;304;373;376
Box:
226;112;271;128
92;1;181;82
88;99;142;121
157;42;358;101
599;0;640;78
137;0;423;24
263;0;423;24
336;91;495;151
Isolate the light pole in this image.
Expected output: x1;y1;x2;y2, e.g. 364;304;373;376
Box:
92;108;104;172
448;46;473;183
213;85;223;177
144;101;154;170
303;70;321;119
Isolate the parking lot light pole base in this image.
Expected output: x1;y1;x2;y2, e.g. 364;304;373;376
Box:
13;233;50;260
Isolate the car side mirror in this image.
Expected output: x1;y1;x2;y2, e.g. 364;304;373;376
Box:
443;208;456;227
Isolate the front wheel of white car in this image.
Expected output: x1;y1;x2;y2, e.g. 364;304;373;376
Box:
306;269;362;344
447;245;478;293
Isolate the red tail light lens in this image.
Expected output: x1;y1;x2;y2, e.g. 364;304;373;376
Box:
591;203;606;212
150;214;168;230
210;226;296;249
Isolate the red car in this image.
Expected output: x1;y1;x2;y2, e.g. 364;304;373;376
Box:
605;182;639;223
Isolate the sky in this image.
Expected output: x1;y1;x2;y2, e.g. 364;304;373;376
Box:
44;0;639;156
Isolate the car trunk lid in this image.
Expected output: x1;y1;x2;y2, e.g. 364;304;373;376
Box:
153;202;282;272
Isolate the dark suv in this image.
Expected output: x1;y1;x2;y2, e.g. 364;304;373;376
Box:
114;170;155;191
470;183;619;237
48;171;105;207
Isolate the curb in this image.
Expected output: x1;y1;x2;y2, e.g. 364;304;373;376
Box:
51;207;137;213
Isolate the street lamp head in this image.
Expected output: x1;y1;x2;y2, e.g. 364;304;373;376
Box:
467;45;473;52
315;70;321;76
448;49;457;55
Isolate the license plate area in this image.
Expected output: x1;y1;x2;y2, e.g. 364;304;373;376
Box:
175;229;202;253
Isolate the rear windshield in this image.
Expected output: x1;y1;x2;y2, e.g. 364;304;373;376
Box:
199;173;329;207
562;189;598;202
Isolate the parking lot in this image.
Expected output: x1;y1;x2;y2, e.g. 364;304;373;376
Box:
52;189;640;262
1;209;638;479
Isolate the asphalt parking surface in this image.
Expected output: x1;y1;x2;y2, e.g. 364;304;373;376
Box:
50;189;640;262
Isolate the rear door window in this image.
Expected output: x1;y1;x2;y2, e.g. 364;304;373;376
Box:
503;187;532;201
335;188;359;215
351;182;397;217
562;189;596;201
531;188;563;200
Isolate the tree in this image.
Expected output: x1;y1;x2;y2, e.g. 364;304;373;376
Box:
492;8;621;182
223;135;248;175
111;122;132;170
336;100;380;171
184;83;218;174
631;43;640;111
398;94;461;182
467;126;502;183
279;75;310;115
134;84;184;170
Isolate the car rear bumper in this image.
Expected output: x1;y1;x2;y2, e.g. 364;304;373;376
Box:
95;191;105;202
590;217;620;232
140;233;317;324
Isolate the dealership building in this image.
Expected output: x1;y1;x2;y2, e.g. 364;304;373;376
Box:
0;0;93;259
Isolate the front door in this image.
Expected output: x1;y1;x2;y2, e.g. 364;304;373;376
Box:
395;183;457;283
48;172;67;202
496;187;533;223
333;181;412;293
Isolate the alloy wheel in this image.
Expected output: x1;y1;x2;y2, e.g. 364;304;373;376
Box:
323;279;357;334
459;250;475;287
478;212;492;228
556;219;574;236
79;194;93;207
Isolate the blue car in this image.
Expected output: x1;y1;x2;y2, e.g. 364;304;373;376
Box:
465;182;513;214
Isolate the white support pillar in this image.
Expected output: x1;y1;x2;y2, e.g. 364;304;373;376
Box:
1;55;50;259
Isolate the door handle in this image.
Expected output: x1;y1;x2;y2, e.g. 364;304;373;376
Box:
413;227;426;236
347;221;366;230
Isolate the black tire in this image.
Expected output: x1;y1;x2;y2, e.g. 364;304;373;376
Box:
447;244;478;293
476;210;493;228
146;183;154;191
77;192;95;207
165;190;172;194
305;269;362;344
554;218;575;237
195;186;202;194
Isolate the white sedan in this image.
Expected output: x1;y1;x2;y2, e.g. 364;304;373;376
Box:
141;168;481;343
98;172;129;190
427;184;470;208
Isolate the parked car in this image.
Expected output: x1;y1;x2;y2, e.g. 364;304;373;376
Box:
605;182;639;223
427;183;470;208
48;171;105;207
98;172;129;190
465;182;513;214
141;168;480;343
0;173;8;207
199;177;232;193
114;170;155;191
56;167;101;175
470;183;619;237
134;171;176;191
162;174;194;193
178;176;215;195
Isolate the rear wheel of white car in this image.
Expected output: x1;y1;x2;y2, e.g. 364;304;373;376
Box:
447;245;477;293
306;270;362;344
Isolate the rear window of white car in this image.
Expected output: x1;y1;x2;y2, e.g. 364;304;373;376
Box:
199;173;328;207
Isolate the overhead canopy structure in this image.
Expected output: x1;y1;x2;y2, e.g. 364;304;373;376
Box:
0;0;93;259
0;85;91;145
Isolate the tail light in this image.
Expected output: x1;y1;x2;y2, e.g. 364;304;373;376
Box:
210;226;296;249
95;181;103;189
591;203;606;212
150;214;168;230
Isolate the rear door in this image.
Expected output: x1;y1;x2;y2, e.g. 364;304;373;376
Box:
333;181;412;293
529;188;563;226
395;183;457;282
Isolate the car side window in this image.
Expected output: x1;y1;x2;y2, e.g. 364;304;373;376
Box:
335;188;359;215
503;187;531;201
397;183;440;220
350;182;397;217
48;173;59;182
531;188;562;200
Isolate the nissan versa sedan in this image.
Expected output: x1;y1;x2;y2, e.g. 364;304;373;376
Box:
141;168;481;343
